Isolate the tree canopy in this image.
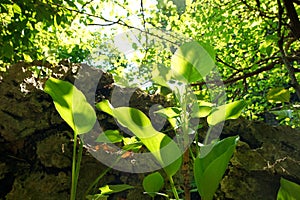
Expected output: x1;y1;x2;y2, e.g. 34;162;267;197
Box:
1;0;300;126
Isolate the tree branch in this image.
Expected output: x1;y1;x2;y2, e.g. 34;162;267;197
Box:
282;0;300;39
191;60;279;87
278;0;300;99
241;0;277;18
216;56;242;72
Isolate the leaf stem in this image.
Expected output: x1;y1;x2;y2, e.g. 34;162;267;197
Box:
85;154;122;197
70;132;78;200
84;166;112;196
204;126;213;145
74;137;84;194
169;176;179;200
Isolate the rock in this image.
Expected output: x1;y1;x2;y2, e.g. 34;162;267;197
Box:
1;61;300;200
6;172;69;200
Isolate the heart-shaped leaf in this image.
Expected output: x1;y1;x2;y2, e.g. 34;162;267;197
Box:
143;172;164;198
194;136;239;200
171;41;215;83
96;100;182;176
44;77;96;134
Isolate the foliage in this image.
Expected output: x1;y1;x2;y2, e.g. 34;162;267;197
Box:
96;100;182;177
3;0;300;125
194;136;239;200
0;0;92;66
207;101;247;126
44;77;96;135
267;87;291;103
95;41;243;200
142;172;165;198
152;0;300;123
277;178;300;200
44;77;96;200
42;40;244;199
267;87;300;127
5;0;300;199
86;184;134;200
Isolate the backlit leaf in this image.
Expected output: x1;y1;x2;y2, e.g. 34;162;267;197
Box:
207;100;247;125
171;41;215;83
44;77;96;134
96;130;123;143
267;87;290;103
99;184;134;195
96;100;182;176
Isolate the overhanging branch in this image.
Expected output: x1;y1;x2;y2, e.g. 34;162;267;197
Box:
191;60;280;87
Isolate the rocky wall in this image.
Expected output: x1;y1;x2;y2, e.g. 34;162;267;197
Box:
0;61;299;200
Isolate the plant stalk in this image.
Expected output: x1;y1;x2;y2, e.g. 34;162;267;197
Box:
84;166;112;196
74;138;84;194
180;87;191;200
70;132;78;200
169;176;179;200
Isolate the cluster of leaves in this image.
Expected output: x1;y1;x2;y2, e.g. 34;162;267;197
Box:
44;39;245;200
2;0;300;124
0;0;92;67
148;0;300;122
44;40;300;200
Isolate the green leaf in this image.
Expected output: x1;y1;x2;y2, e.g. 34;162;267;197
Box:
123;136;139;145
96;130;123;143
172;0;186;14
96;100;182;176
154;107;181;119
194;136;239;200
191;101;213;118
44;77;96;134
99;184;134;195
277;178;300;200
2;42;14;58
12;3;22;14
122;142;143;152
23;53;33;62
267;87;290;103
207;100;247;126
171;41;215;83
143;172;164;198
151;65;172;87
155;107;182;128
270;110;293;120
123;136;143;151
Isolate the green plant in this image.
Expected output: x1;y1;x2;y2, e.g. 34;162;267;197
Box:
153;41;244;199
44;77;97;200
95;41;245;200
277;178;300;200
96;100;182;198
86;184;134;200
142;172;166;199
266;87;300;128
44;41;245;200
193;136;239;200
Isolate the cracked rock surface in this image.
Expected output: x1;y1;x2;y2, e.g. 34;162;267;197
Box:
0;61;299;199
